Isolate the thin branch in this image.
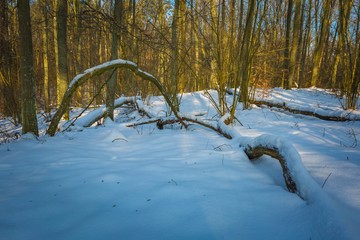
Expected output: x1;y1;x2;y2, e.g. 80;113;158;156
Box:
322;172;332;188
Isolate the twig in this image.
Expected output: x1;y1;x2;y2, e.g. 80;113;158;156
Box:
126;119;160;128
171;179;178;186
322;172;332;188
213;144;233;151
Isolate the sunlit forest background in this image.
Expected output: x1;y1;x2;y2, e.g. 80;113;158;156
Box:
1;0;359;127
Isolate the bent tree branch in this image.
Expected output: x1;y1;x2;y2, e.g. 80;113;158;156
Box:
47;59;185;136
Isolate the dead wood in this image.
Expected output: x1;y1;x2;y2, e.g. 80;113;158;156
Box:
252;100;354;121
81;97;136;128
244;145;298;194
126;115;232;140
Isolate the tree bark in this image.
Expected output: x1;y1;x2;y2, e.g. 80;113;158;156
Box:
311;0;333;87
288;0;302;89
42;0;50;113
170;0;180;111
299;0;311;88
106;0;123;120
283;0;293;89
244;146;297;193
229;0;256;122
57;0;69;119
17;0;39;136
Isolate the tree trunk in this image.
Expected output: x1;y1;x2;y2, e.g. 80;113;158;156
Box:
349;39;360;109
170;0;180;111
106;0;123;120
299;0;311;88
17;0;39;136
57;0;69;119
229;0;256;123
283;0;293;89
288;0;302;89
311;0;333;87
239;0;257;109
42;0;50;114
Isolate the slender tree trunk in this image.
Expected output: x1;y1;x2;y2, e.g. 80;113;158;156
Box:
56;0;69;119
42;0;50;114
239;0;257;109
299;0;312;87
229;0;257;122
331;27;341;89
170;0;180;111
106;0;123;120
0;0;19;121
17;0;39;136
190;0;200;91
311;0;333;87
284;0;293;89
288;0;302;89
339;0;356;109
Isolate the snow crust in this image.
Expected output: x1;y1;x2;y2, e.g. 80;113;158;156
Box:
0;88;359;239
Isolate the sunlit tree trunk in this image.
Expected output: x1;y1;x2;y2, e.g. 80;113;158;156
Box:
239;0;257;109
311;0;333;87
288;0;302;89
338;0;356;109
42;0;50;113
299;0;312;87
229;0;257;122
283;0;293;89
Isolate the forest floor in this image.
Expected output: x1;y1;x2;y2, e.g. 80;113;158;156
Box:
0;88;359;240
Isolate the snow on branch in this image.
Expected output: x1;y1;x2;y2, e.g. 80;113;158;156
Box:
252;100;360;121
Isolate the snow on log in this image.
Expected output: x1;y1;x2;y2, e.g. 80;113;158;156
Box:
73;97;136;128
244;144;297;193
252;100;360;121
216;114;322;200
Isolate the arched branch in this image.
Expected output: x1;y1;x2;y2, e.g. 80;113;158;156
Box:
47;59;185;136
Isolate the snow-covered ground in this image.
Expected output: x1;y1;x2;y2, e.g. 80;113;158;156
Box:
0;88;359;240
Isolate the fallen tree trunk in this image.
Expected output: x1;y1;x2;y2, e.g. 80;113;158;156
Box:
251;100;358;121
216;115;321;200
126;114;233;140
73;97;136;128
244;145;297;194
